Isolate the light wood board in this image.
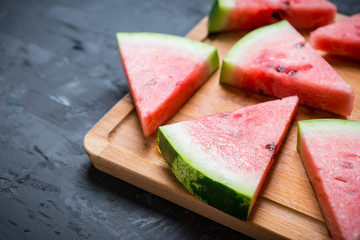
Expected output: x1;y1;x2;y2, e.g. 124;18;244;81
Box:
84;14;360;239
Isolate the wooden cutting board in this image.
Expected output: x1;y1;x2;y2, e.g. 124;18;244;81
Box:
84;14;360;239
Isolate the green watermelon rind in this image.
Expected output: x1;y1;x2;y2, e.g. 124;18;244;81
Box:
158;127;252;221
208;0;234;33
220;20;293;85
297;119;360;152
207;47;220;75
116;32;219;73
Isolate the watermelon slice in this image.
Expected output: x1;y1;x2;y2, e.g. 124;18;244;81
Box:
297;119;360;240
310;13;360;61
220;20;354;116
158;96;299;220
208;0;336;32
116;33;219;136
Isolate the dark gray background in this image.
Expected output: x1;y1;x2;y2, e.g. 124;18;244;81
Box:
1;1;359;239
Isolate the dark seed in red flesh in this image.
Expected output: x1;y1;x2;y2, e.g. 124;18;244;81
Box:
289;70;297;76
341;161;353;169
266;144;276;151
272;12;282;20
334;177;348;183
277;66;285;72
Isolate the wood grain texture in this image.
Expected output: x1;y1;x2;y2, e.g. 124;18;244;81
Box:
84;14;360;239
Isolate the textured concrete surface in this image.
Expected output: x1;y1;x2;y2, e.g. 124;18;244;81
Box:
1;0;359;239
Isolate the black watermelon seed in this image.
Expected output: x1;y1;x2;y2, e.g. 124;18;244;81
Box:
276;66;285;72
266;144;276;151
272;11;281;20
284;1;290;6
289;70;297;76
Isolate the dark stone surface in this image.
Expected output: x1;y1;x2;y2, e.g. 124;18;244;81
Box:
0;0;359;239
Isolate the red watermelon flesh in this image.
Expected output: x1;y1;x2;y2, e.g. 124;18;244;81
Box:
116;33;219;136
297;119;360;240
310;14;360;61
158;96;299;220
208;0;336;32
220;21;354;116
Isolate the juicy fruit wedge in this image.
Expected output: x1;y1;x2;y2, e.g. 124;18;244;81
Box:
158;96;299;220
208;0;336;32
310;13;360;61
116;33;219;136
297;119;360;240
220;20;354;116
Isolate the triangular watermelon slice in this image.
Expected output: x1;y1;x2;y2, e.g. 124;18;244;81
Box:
158;96;299;220
220;20;354;116
116;33;219;136
297;119;360;240
310;13;360;61
208;0;336;32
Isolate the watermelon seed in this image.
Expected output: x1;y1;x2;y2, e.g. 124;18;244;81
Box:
296;43;305;49
266;144;276;151
272;12;281;20
334;177;347;183
288;70;297;76
220;112;230;118
276;66;285;72
342;161;353;169
283;1;290;6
